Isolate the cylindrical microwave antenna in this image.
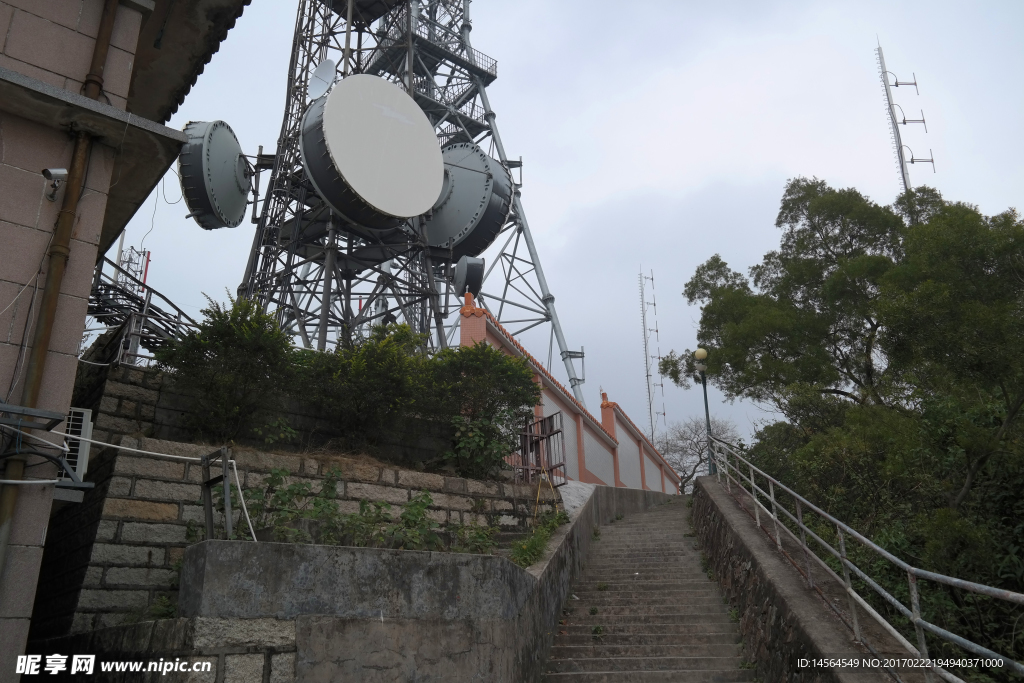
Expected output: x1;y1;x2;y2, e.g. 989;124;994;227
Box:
300;74;443;231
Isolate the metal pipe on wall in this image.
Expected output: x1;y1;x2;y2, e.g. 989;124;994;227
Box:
0;0;121;584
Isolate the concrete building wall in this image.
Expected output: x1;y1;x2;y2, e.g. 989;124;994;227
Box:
457;294;681;495
560;412;579;481
615;418;641;489
582;429;614;487
643;451;660;493
0;1;146;674
0;1;141;110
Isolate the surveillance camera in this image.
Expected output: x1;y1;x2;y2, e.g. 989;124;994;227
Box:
42;168;68;201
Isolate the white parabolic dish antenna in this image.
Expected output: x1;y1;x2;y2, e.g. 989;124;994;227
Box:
308;59;335;100
300;74;443;230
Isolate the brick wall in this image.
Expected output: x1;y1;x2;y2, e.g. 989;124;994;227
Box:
30;435;558;640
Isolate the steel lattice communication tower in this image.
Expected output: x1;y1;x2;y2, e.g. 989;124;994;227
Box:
235;0;586;402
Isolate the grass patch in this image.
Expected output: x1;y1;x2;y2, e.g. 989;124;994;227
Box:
509;510;570;568
589;607;598;615
597;582;609;591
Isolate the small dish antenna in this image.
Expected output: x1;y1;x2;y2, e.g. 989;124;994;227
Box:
178;120;250;229
453;255;484;297
308;59;336;100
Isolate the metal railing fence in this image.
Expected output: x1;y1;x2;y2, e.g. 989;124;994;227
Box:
708;436;1024;683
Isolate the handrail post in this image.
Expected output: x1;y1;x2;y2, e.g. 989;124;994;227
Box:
796;499;813;588
908;572;934;683
768;480;782;551
222;447;233;540
714;442;721;484
748;463;760;528
837;525;862;642
201;454;215;541
724;448;732;493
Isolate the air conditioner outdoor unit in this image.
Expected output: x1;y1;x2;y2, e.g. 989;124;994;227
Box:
61;407;92;481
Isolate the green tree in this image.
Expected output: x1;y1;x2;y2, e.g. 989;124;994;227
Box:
660;177;905;428
880;204;1024;507
155;295;294;442
660;179;1024;676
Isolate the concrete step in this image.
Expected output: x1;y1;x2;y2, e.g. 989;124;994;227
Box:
542;669;756;682
559;620;737;636
565;610;733;618
578;573;710;583
542;500;751;682
577;589;720;598
553;633;741;647
546;656;747;673
549;644;742;659
574;580;710;591
584;557;696;565
571;594;724;606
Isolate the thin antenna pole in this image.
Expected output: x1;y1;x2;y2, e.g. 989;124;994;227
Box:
342;0;354;76
640;270;656;441
877;44;911;193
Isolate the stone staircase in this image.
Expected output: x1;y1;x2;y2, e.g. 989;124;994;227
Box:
543;499;755;682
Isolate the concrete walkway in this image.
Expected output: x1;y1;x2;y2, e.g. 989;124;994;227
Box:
543;498;755;682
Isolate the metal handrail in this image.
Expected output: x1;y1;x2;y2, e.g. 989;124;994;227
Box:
708;436;1024;683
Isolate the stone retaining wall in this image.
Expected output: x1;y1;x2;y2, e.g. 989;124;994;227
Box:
29;484;674;682
692;476;888;683
29;435;556;641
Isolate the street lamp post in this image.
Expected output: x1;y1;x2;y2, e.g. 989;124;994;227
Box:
694;348;716;475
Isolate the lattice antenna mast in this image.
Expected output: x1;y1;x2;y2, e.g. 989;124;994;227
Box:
639;269;663;441
237;0;586;402
876;43;935;194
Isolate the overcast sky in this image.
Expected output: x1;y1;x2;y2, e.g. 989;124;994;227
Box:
122;0;1024;441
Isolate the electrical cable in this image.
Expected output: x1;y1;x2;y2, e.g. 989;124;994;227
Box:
162;169;183;204
0;425;69;452
139;191;157;251
2;427;257;540
4;274;41;403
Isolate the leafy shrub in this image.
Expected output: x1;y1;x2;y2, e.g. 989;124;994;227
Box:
159;305;542;478
450;521;500;554
296;324;427;445
509;509;570;568
237;471;503;553
427;342;541;478
155;295;294;442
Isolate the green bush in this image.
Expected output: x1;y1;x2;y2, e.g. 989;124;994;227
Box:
158;307;542;478
155;295;294;442
509;509;570;568
238;470;501;553
426;342;541;478
295;324;427;445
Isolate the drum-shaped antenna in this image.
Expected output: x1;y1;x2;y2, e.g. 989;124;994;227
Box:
300;74;443;231
426;142;512;258
453;255;484;297
308;59;335;100
178;120;249;229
